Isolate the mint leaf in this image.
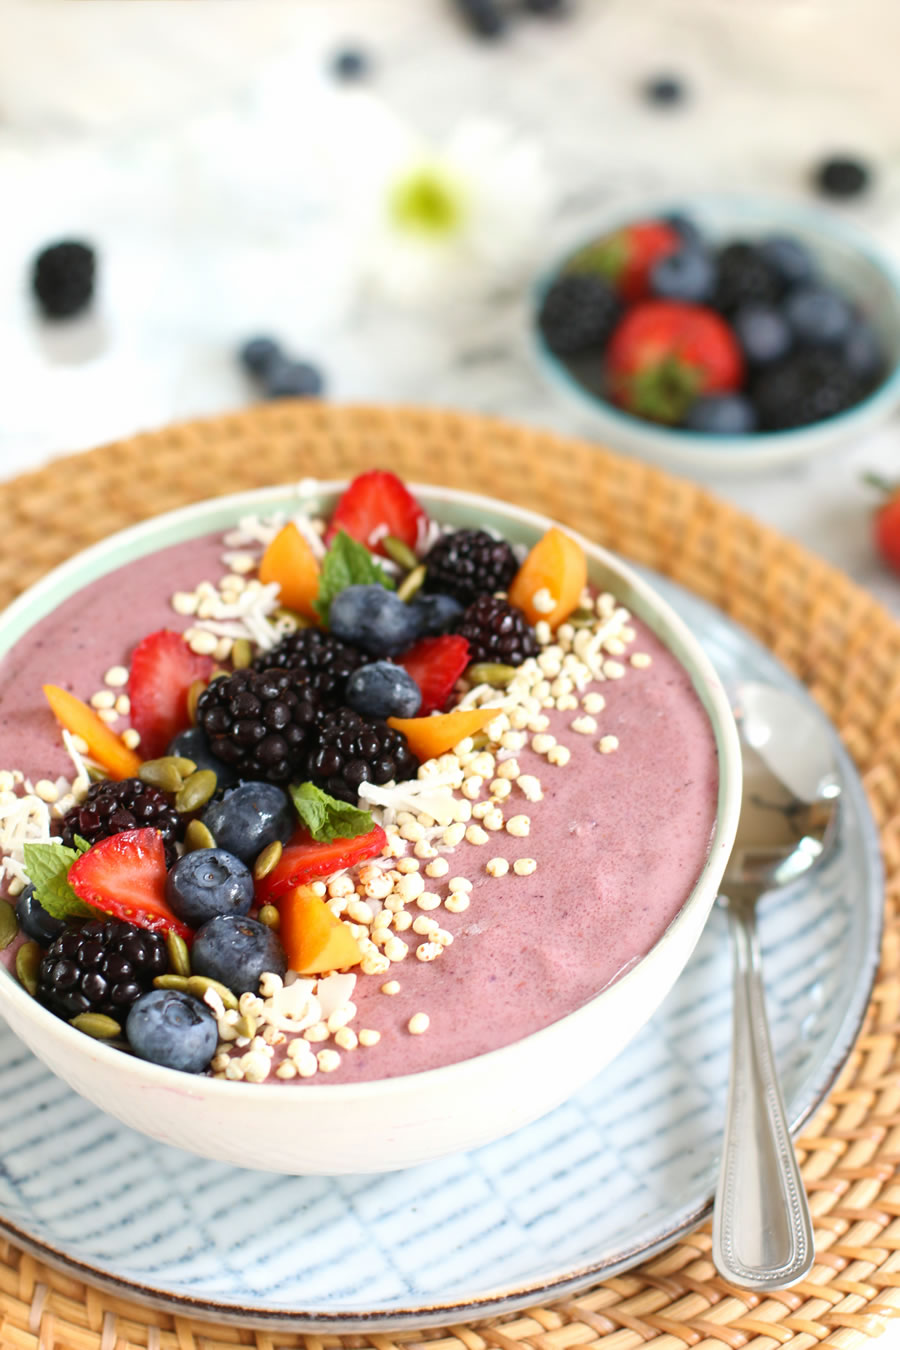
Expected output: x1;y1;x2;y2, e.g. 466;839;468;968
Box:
314;529;394;624
72;834;92;855
289;782;375;843
22;842;97;921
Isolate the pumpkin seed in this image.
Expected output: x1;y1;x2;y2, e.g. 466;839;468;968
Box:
185;819;216;852
258;904;281;930
138;759;185;794
169;757;197;776
16;942;40;996
71;1012;122;1040
0;903;19;951
235;1012;258;1040
467;662;517;689
176;769;218;814
274;606;312;631
253;840;283;881
166;930;191;978
154;974;190;992
187;678;208;723
187;975;239;1011
398;564;427;604
568;607;596;629
383;535;419;571
231;638;253;670
86;762;110;783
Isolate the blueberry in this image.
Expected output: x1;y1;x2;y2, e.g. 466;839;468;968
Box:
410;592;464;636
165;849;254;928
814;155;871;200
783;286;853;346
649;248;715;303
663;213;704;249
240;336;282;377
732;305;793;366
842;319;884;384
331;46;369;80
264;358;324;400
15;885;65;946
346;662;422;719
684;394;757;435
191;915;287;996
523;0;568;12
329;584;423;656
759;236;816;288
643;74;686;106
453;0;506;38
126;989;218;1073
201;782;294;864
167;727;238;788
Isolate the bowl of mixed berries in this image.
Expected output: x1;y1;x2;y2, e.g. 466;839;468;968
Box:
534;198;900;473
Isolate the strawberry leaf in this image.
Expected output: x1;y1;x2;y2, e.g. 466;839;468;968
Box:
23;842;98;920
289;782;375;843
314;530;395;624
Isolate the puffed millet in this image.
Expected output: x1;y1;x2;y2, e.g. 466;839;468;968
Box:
461;776;483;801
188;630;218;656
482;809;504;832
171;591;199;615
276;1061;298;1079
395;872;425;902
604;637;626;657
303;1022;330;1042
103;665;129;687
571;715;597;735
346;899;374;925
242;1052;271;1083
444;892;470;913
34;779;58;803
517;774;543;802
513;857;538;876
496;758;520;780
225;1061;245;1081
534;620;552;645
327;1006;355;1033
399;820;425;842
414;839;438;859
443;823;466;848
603;659;626;680
416;891;442;911
286;1038;313;1062
435;928;454;947
531;733;556;754
408;1013;430;1035
416;942;443;962
362;953;391;977
507;707;530;730
506;814;530;837
528;714;551;733
381;980;401;996
425;857;449;878
631;652;652;669
471;800;493;820
547;744;571;766
598;735;620;753
556;694;579;712
582;692;606;714
384;936;409;962
358;1028;381;1047
500;730;527;751
317;1050;341;1073
489;778;512;799
334;1028;358;1051
448;876;473;892
393;911;413;931
452;797;473;823
97;708;119;725
413;915;439;935
486;857;510;877
465;824;489;846
296;1057;319;1078
115;694;131;716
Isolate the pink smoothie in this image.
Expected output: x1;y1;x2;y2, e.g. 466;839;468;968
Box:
0;533;719;1083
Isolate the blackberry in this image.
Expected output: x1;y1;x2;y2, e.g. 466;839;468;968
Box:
252;628;364;704
37;918;168;1022
538;274;622;356
713;242;780;314
752;349;863;431
32;240;96;319
643;74;686;106
60;778;182;867
196;668;320;784
305;708;419;804
424;528;518;606
456;595;539;666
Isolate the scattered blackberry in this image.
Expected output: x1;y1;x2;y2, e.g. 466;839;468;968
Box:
752;349;863;431
456;595;539;666
32;240;96;319
713;242;780;315
196;668;320;784
453;0;506;39
252;628;364;704
643;74;686;106
60;778;182;867
304;708;419;804
37;918;168;1022
538;274;622;356
814;155;870;200
424;528;518;606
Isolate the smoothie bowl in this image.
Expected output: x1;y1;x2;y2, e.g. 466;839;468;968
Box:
0;475;741;1174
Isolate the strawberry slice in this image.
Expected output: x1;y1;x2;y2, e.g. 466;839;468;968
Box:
68;828;192;941
129;630;214;760
255;824;387;904
325;470;429;556
396;634;470;716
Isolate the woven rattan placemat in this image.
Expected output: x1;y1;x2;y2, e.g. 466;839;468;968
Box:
1;402;899;1350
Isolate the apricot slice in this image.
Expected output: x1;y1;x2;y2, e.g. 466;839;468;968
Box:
507;528;587;629
258;522;320;620
43;685;142;780
388;706;497;761
279;885;363;975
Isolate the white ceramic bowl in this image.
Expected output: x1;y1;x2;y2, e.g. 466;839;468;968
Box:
0;483;742;1175
532;196;900;475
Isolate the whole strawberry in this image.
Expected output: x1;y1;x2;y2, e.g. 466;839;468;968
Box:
568;220;681;303
866;475;900;573
604;300;744;424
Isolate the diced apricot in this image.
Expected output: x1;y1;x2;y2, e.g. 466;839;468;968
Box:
388;706;498;761
508;527;588;629
258;522;320;620
279;885;363;975
42;685;142;780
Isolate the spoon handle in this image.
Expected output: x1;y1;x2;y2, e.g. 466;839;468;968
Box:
712;899;815;1291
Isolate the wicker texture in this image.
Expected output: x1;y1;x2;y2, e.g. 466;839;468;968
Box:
1;402;899;1350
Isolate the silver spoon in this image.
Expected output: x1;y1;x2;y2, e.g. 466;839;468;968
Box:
712;682;842;1292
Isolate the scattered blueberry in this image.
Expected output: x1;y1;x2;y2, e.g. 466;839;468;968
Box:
783;285;853;346
523;0;568;13
239;336;282;377
331;46;369;80
663;212;703;248
167;727;238;788
731;305;793;366
410;592;464;636
126;989;218;1073
264;358;324;400
191;915;287;996
15;885;65;946
346;662;422;719
649;248;715;303
165;849;254;928
643;74;686;107
759;236;816;288
814;155;871;200
32;240;96;319
684;394;757;435
842;319;884;384
453;0;506;38
329;584;423;656
201;782;295;865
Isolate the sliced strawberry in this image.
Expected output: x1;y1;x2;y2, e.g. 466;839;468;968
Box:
68;828;192;941
570;220;681;303
395;634;470;716
255;824;387;904
325;470;429;556
129;630;214;760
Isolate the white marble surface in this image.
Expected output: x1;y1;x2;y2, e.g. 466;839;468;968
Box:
1;0;900;621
